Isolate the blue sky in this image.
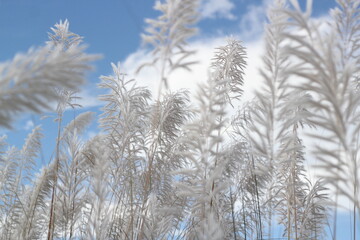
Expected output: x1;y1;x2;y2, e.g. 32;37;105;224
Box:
0;0;335;66
1;0;353;238
0;0;336;148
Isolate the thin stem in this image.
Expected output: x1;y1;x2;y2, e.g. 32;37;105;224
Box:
241;194;246;240
230;187;237;240
47;114;63;240
251;154;263;240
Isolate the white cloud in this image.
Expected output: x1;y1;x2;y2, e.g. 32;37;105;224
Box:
239;0;272;40
122;36;264;102
122;39;217;98
201;0;236;20
86;130;98;140
42;88;103;114
24;119;34;131
77;89;103;109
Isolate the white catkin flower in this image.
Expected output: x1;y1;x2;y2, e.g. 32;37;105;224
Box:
138;0;200;90
0;20;99;128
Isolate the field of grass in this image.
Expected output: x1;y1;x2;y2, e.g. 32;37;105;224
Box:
0;0;359;239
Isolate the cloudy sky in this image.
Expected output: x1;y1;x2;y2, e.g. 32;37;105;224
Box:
0;0;337;157
0;0;353;238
